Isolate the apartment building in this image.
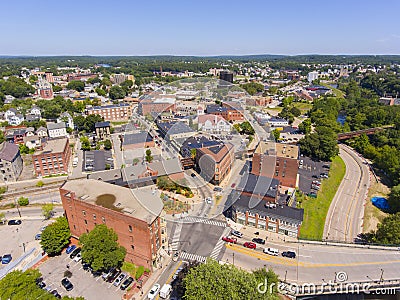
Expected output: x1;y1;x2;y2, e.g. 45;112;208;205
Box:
0;142;23;182
60;179;168;270
86;103;132;121
32;138;71;176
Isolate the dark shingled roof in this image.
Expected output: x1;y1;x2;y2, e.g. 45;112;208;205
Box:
122;132;153;145
226;191;304;223
237;173;279;198
0;142;20;162
95;121;110;128
158;121;194;136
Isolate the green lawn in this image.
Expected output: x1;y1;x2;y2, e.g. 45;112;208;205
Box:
320;83;345;98
299;155;346;240
293;102;313;114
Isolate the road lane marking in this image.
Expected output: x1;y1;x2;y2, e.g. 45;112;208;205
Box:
227;244;400;268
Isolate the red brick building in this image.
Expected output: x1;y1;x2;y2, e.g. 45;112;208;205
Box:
138;98;176;116
251;142;299;189
86;103;132;121
206;103;244;122
32;138;71;177
60;179;167;270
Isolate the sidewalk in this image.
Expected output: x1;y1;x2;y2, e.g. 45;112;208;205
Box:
129;255;172;300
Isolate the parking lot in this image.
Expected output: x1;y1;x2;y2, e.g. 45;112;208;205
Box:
83;150;114;172
298;156;331;195
0;212;55;269
38;250;124;300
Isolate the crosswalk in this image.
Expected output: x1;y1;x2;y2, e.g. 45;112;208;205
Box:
181;216;226;227
209;227;231;260
169;221;183;251
180;252;207;263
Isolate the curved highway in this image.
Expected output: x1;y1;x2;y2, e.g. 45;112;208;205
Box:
323;144;370;242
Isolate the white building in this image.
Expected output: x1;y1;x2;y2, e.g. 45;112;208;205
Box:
198;114;231;134
307;71;319;83
58;112;74;129
47;122;68;138
268;117;289;127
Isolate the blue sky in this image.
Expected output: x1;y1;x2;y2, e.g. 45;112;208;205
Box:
1;0;399;56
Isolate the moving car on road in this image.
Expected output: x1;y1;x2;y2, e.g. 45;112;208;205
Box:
222;236;237;243
264;247;279;256
243;242;256;249
252;238;266;245
282;251;296;259
147;283;160;299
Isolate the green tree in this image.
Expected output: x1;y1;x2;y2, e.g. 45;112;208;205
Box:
95;87;107;96
132;158;140;165
240;82;265;96
40;216;71;255
290;106;301;117
36;180;44;188
73;115;86;131
67;80;85;92
18;196;29;206
371;213;400;245
298;119;311;134
42;203;54;220
52;84;62;93
109;85;127;100
104;139;112;150
145;149;153;163
79;224;126;271
0;269;55;300
388;185;400;213
0;211;5;224
271;129;280;141
183;260;279;300
80;136;91;151
84;114;104;132
299;126;339;161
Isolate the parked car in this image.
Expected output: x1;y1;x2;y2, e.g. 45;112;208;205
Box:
222;236;237;243
66;245;77;254
120;276;134;290
69;247;81;259
213;187;223;192
61;278;74;291
147;283;161;299
172;252;179;262
107;269;121;283
38;281;46;289
35;233;42;240
252;238;266;245
205;197;212;204
113;273;126;287
40;226;47;232
82;262;92;272
190;173;196;177
8;220;22;225
243;242;256;249
282;251;296;259
231;230;243;238
73;252;82;262
320;173;328;178
264;247;279;256
231;183;236;188
1;254;12;264
102;268;116;281
51;290;62;299
312;175;319;179
172;267;183;280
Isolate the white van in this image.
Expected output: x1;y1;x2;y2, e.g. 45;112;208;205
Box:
264;247;279;256
159;283;172;299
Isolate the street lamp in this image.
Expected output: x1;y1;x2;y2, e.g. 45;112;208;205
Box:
14;197;22;218
380;269;384;283
284;270;288;282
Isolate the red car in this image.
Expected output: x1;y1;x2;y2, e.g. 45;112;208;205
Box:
243;242;256;249
222;236;237;244
231;183;236;188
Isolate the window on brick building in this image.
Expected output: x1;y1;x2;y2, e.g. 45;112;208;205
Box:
102;217;106;223
84;220;87;225
73;225;76;230
82;210;86;216
93;214;96;220
129;225;132;232
131;245;134;250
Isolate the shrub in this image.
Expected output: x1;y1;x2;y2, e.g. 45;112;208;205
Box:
135;266;145;280
17;197;29;206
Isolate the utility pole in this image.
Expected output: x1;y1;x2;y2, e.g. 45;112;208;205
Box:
380;269;384;283
232;252;235;266
14;198;22;218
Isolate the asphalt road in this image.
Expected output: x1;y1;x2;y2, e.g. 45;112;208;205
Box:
222;239;400;284
323;144;370;242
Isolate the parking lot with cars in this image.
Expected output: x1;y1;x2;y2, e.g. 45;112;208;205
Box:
0;215;54;268
38;248;126;300
297;156;331;195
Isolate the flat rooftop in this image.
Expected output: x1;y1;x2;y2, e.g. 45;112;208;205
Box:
35;138;68;155
61;179;163;224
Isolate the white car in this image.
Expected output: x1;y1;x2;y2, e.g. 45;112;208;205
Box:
73;252;82;262
147;283;160;299
205;197;212;204
263;247;279;256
